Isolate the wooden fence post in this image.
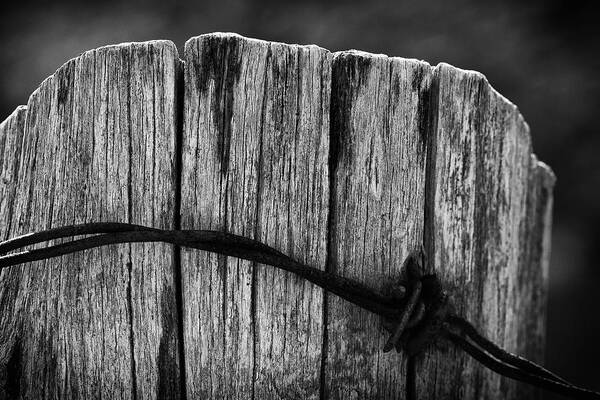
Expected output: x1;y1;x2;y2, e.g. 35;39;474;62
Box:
0;42;182;399
0;33;554;399
415;64;554;399
325;51;430;398
180;34;331;399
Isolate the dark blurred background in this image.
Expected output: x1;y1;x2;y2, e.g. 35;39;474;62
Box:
1;0;598;397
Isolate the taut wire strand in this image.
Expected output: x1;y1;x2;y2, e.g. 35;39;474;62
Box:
0;222;598;399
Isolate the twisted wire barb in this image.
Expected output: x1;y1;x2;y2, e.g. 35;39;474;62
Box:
0;222;598;399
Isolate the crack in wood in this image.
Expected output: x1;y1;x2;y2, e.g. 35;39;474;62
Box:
0;34;554;400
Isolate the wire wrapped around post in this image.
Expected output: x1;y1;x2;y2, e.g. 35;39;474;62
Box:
0;222;598;399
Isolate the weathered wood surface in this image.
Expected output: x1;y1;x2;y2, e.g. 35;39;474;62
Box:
514;157;554;397
0;41;182;399
0;33;555;399
325;51;429;399
181;33;331;399
416;63;554;399
0;106;26;400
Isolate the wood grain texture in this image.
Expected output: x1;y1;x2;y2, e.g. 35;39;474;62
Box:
324;51;430;399
0;106;27;400
417;63;552;399
513;157;555;400
253;41;330;399
180;33;331;399
0;33;556;400
0;106;26;242
0;41;181;399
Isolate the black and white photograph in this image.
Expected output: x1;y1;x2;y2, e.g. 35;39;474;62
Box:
0;0;598;399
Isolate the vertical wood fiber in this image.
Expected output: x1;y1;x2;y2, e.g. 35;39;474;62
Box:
324;51;430;399
180;33;331;399
0;106;27;400
513;158;555;399
0;41;181;400
0;33;555;400
416;63;553;399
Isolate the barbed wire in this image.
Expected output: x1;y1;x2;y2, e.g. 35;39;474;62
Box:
0;222;598;399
